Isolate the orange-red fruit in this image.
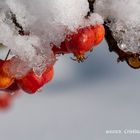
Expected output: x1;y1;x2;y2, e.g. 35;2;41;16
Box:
93;24;105;46
64;25;105;55
65;26;96;56
0;92;11;109
17;67;54;94
52;24;105;62
0;60;14;89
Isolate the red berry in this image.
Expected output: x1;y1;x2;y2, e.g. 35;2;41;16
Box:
66;26;95;55
0;59;14;89
92;24;105;46
0;92;11;109
0;82;20;110
16;66;54;94
52;24;105;62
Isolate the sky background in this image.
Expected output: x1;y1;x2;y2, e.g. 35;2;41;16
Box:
0;41;140;140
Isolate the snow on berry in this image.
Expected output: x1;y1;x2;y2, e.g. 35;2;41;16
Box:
0;0;103;78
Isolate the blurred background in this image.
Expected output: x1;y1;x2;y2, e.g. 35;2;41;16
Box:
0;41;140;140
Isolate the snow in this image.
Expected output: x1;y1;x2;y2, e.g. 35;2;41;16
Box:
95;0;140;53
1;0;140;77
0;0;103;77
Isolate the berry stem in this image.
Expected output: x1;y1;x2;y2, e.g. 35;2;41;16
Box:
5;49;11;61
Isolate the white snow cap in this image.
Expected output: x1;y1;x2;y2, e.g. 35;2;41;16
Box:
95;0;140;53
0;0;103;77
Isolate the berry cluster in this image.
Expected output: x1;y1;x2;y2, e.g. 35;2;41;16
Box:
0;23;105;109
